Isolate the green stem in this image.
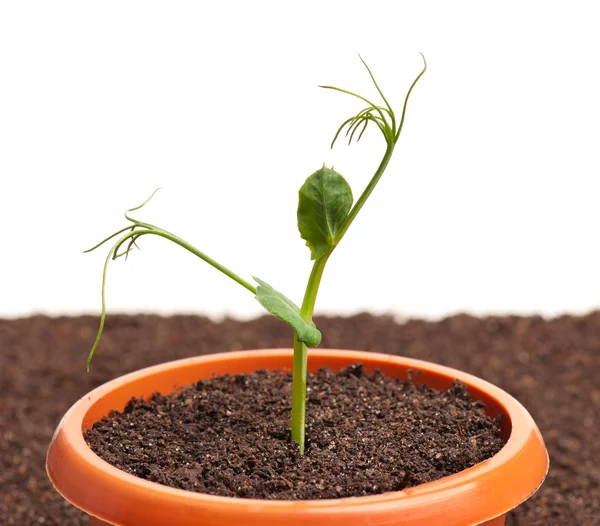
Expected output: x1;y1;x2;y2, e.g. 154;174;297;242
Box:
299;255;330;320
291;339;309;453
132;227;257;294
291;254;330;454
334;144;395;244
290;144;397;454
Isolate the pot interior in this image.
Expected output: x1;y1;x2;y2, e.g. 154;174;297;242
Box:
82;352;512;442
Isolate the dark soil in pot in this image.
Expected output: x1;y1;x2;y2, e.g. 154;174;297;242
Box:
2;312;599;524
85;364;504;499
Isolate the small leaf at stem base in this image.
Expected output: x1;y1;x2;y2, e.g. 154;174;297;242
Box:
253;277;321;347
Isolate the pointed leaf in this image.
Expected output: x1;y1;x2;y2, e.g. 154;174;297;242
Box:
297;166;353;260
253;277;321;347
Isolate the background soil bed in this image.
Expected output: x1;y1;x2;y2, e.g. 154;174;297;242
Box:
1;313;598;523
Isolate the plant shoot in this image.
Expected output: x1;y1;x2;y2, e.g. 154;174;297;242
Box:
85;55;427;454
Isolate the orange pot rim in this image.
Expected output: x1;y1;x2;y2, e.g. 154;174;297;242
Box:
47;349;549;526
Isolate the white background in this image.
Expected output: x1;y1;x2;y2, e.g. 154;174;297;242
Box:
1;1;599;321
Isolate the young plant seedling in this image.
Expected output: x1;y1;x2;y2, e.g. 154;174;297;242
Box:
86;55;427;454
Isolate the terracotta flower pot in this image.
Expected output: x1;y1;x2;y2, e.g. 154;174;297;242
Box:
47;349;548;526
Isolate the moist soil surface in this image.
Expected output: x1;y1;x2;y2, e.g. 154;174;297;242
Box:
1;313;599;524
85;365;504;499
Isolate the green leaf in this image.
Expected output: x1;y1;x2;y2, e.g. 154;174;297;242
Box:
297;166;353;260
253;277;321;347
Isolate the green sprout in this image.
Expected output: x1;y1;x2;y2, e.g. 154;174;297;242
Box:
85;54;427;454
